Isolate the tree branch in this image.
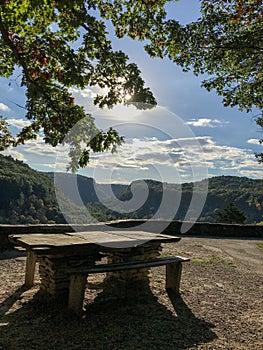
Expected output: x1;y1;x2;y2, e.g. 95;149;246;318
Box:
0;15;69;124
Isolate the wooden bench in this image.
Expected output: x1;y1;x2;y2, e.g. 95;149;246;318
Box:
66;255;190;315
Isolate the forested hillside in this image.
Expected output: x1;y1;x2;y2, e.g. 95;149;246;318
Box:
0;155;125;224
0;155;83;224
200;176;263;223
0;155;262;224
87;177;263;224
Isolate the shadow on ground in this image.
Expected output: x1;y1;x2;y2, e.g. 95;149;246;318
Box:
0;282;216;350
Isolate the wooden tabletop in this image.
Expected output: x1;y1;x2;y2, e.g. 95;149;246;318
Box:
9;231;181;251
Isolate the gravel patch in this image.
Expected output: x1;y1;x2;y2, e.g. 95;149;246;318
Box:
0;237;262;350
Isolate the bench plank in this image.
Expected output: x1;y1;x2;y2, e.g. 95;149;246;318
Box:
66;256;190;275
67;255;190;315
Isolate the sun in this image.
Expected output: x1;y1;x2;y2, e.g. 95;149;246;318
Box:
124;92;132;101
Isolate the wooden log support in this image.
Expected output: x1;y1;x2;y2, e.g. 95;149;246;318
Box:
166;261;182;293
25;250;37;288
68;274;87;315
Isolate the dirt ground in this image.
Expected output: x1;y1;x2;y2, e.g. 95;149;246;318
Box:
0;236;262;350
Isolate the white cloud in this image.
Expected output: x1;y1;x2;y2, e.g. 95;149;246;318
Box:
198;138;263;177
20;138;69;162
6;118;30;129
247;138;262;146
85;135;263;182
0;103;10;111
2;130;261;183
85;136;209;183
69;87;98;99
186;118;229;128
1;149;25;161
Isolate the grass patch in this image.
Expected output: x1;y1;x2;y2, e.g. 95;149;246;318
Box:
193;244;204;248
256;242;263;249
192;257;224;264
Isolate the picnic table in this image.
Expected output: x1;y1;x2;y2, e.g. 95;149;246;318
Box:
9;230;189;314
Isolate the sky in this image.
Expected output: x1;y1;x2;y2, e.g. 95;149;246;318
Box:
0;0;262;185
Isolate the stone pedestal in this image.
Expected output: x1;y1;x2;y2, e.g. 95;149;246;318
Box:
101;242;162;298
38;248;100;302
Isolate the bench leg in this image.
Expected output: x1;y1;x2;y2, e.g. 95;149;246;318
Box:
68;274;87;315
166;262;182;293
25;250;37;289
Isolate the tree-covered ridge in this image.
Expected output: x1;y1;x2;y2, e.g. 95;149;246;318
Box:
0;154;91;224
0;154;62;223
202;176;263;223
0;154;126;224
87;176;263;224
0;155;262;224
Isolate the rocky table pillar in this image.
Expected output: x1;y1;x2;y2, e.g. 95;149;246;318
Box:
101;242;162;299
37;247;101;302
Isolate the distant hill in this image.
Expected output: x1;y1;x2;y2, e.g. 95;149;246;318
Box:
0;155;126;224
0;155;262;224
87;176;263;224
0;155;64;224
47;172;126;206
198;176;263;223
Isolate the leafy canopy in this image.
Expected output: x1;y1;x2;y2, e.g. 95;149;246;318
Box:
0;0;262;169
0;0;159;171
162;0;263;160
